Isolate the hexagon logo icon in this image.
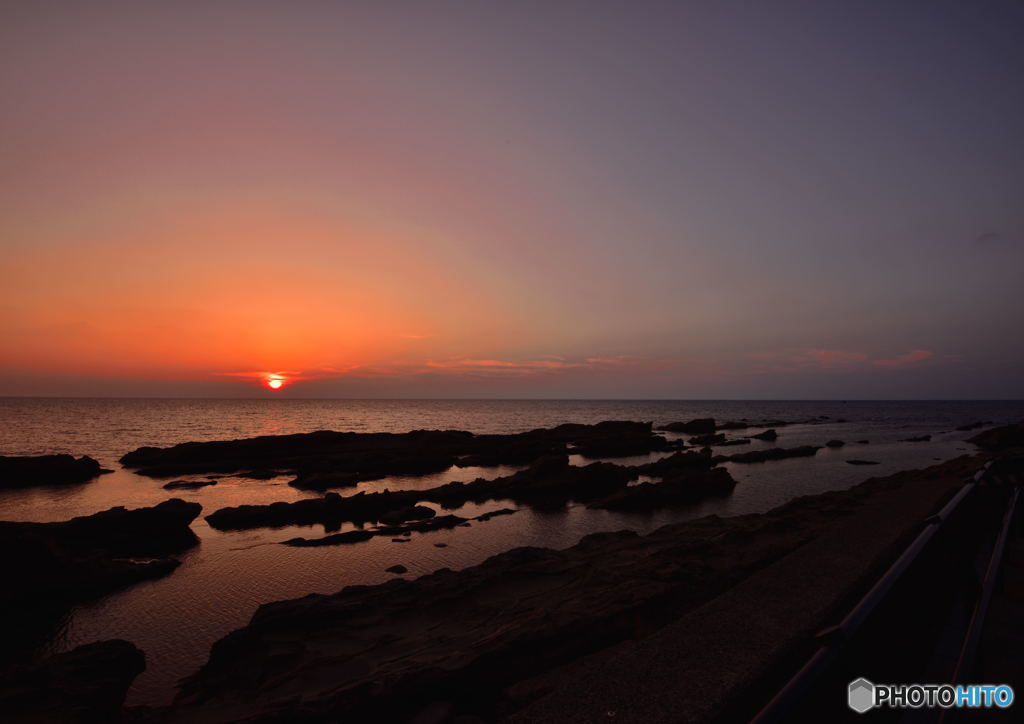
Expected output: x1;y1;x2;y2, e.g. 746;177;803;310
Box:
848;678;875;714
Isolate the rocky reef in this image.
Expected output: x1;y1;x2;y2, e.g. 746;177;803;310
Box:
155;453;990;723
0;499;201;654
0;640;144;724
0;454;109;489
119;422;677;487
714;445;821;464
205;450;729;532
165;509;821;723
969;421;1024;451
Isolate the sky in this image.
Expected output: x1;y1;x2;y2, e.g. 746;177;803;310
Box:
1;0;1023;399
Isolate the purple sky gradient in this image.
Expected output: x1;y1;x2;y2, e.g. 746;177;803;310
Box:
2;1;1023;398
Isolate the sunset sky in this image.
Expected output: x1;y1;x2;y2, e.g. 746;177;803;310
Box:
2;1;1023;398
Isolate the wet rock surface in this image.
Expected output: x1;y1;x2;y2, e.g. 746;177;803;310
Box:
0;454;108;489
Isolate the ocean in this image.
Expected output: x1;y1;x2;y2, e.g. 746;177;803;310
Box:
1;398;1022;705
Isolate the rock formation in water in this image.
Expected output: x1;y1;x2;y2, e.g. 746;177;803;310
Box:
120;422;675;487
0;454;109;489
206;451;727;532
0;639;145;724
164;454;964;724
0;499;201;653
658;418;716;434
715;445;821;464
969;422;1024;451
163;479;218;490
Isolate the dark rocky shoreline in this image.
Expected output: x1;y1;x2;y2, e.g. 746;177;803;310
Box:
0;499;202;662
0;454;111;489
1;417;1012;722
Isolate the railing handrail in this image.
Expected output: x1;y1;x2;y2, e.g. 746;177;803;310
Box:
752;462;994;724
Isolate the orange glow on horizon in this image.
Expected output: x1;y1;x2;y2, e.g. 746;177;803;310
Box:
264;375;286;390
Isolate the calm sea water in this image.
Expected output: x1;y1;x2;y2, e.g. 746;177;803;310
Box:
1;398;1022;706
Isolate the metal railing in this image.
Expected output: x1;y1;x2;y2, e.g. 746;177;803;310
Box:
752;462;1000;723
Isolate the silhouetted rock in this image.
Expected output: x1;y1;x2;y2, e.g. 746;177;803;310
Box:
751;429;778;441
0;500;199;660
856;440;870;444
120;423;674;488
591;468;737;510
715;438;751;447
846;460;881;465
165;477;883;724
968;422;1024;451
289;470;368;491
0;639;145;724
237;469;284;480
378;505;436;525
825;440;845;448
207;449;723;532
0;454;107;489
900;435;931;443
163;479;218;490
283;529;375;547
689;433;726;446
955;421;991;432
475;507;517;522
716;421;749;430
717;446;821;464
658;418;716;434
386;565;408;574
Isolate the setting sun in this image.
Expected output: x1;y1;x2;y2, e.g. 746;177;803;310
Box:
265;375;286;390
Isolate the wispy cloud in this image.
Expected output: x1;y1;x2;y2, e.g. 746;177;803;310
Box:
872;349;933;369
755;348;936;374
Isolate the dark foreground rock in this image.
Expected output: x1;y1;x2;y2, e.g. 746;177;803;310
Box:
164;511;820;723
0;500;201;653
119;422;673;486
900;435;932;443
751;429;778;441
955;420;991;432
154;454;988;724
825;439;845;448
0;640;144;724
0;454;108;489
846;459;881;465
